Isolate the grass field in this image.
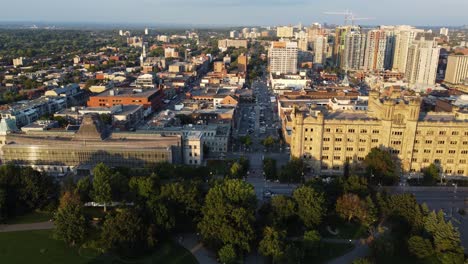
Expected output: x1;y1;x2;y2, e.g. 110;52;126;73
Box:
5;211;53;225
0;230;198;264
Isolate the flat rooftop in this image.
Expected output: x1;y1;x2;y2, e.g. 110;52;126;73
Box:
94;88;158;98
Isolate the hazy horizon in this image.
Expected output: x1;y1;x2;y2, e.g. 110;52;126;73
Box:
2;0;468;27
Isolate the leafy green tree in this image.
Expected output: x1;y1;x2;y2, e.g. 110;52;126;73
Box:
101;209;148;257
262;136;276;148
218;244;237;264
423;211;464;262
293;186;325;228
408;235;435;259
230;162;244;179
263;158;277;180
129;176;155;199
259;226;286;262
19;167;58;210
336;193;366;222
423;163;439;186
0;188;7;221
303;230;321;257
387;193;424;234
76;176;92;203
363;148;398;185
198;179;256;253
92;163;112;212
146;195;175;234
370;233;397;260
54;191;87;247
159;182;201;230
352;258;372;264
279;157;305;183
110;171;129;201
343;175;369;197
270;195;296;229
240;136;252;147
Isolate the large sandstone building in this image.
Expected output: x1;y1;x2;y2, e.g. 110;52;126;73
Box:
290;91;468;176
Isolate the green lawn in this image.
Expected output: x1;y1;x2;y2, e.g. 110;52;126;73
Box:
315;242;355;263
5;211;53;224
0;230;198;264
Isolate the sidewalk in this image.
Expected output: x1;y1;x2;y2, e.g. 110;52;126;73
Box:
175;233;217;264
326;239;370;264
0;221;54;233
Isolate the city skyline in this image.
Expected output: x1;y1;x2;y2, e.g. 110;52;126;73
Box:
2;0;468;27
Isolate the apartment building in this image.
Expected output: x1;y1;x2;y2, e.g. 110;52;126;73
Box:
268;41;298;74
445;55;468;85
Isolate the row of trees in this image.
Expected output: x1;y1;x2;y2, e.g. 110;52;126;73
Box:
263;157;305;183
0;165;58;222
55;163;204;257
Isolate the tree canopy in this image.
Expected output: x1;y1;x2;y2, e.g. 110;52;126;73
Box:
198;179;256;253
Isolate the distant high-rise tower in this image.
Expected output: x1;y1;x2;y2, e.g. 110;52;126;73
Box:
440;27;449;36
405;38;440;86
276;26;294;38
363;30;387;71
268;41;298;74
119;30;123;36
391;26;424;73
333;26;360;68
237;53;248;73
444;55;468;84
342;30;366;71
145;28;149;35
142;44;147;58
314;36;327;64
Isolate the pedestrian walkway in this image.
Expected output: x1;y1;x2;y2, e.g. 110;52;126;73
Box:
326;239;369;264
175;233;217;264
0;221;54;233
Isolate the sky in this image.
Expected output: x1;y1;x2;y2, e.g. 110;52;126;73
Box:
2;0;467;27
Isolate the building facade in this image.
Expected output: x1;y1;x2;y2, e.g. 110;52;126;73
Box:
268;41;298;74
342;31;366;71
363;30;387;71
445;55;468;85
276;26;294;38
405;38;440;86
289;91;468;177
0;115;182;174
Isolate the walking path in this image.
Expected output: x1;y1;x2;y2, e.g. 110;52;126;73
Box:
0;221;54;233
175;233;217;264
326;239;370;264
